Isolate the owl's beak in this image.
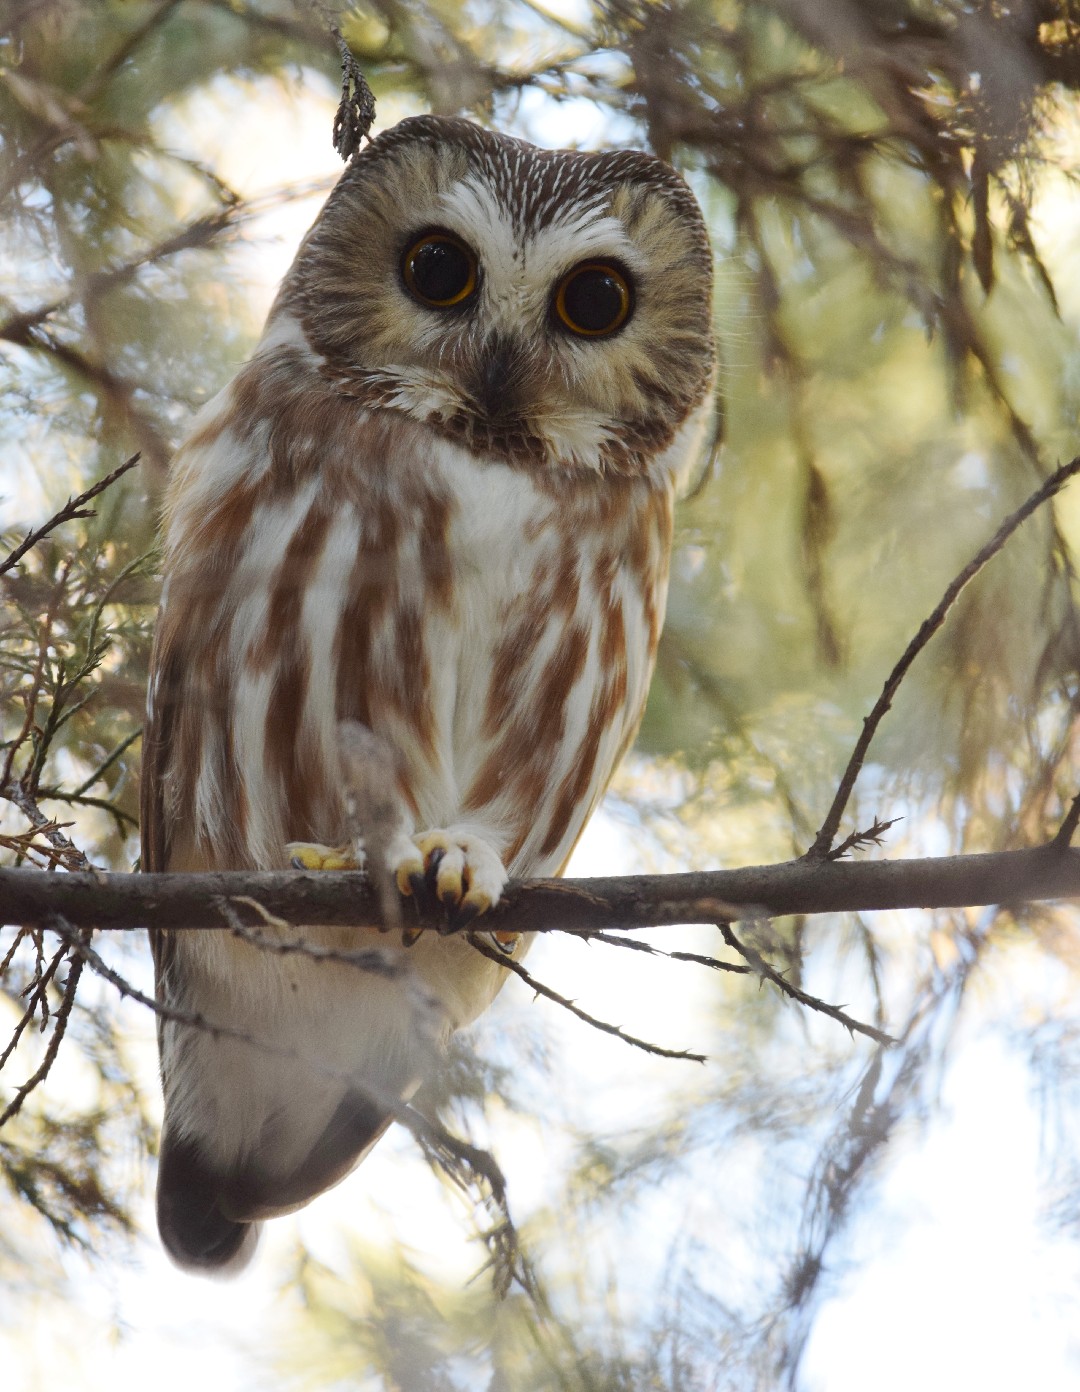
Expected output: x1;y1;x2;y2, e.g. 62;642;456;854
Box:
472;333;529;421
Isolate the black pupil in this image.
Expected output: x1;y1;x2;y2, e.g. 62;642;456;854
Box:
409;239;471;303
564;268;625;332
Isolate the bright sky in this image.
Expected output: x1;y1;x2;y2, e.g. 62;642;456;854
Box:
5;51;1080;1392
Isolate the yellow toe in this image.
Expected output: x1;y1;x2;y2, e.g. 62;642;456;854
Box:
286;841;358;871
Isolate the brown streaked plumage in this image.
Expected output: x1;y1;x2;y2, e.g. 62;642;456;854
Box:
142;114;715;1274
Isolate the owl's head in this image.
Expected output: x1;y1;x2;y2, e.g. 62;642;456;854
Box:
277;116;715;478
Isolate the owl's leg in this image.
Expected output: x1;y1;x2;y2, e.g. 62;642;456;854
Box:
394;830;516;948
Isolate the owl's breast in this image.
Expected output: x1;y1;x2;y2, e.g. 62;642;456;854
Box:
339;426;674;876
345;436;567;833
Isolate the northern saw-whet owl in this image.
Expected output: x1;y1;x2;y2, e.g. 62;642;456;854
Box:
141;115;715;1273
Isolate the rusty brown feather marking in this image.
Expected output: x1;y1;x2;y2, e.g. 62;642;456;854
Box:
146;449;264;872
465;618;591;838
536;483;671;861
258;500;333;841
332;433;455;772
477;543;579;742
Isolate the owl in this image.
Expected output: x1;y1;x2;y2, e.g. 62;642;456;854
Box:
141;115;715;1273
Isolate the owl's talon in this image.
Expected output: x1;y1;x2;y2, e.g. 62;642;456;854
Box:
491;929;520;955
390;829;507;927
400;924;424;948
286;841;359;872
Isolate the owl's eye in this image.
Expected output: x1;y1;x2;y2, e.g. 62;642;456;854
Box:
553;262;633;338
401;232;478;308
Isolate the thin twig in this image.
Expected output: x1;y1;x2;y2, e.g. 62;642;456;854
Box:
1053;792;1080;849
0;785;95;871
219;896;410;980
0;943;67;1074
588;930;752;975
827;816;901;861
467;932;707;1063
807;455;1080;858
0;556;70;789
0;453;141;578
68;727;143;798
0;934;86;1128
718;923;893;1046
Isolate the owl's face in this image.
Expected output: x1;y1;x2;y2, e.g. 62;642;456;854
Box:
279;117;715;477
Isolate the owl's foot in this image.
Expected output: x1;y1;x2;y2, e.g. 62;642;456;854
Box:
286;842;361;871
287;834;518;952
394;830;513;941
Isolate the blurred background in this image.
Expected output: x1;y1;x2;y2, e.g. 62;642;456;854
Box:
3;1;1080;1387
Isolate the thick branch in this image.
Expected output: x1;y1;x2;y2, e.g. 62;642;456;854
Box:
1;845;1078;933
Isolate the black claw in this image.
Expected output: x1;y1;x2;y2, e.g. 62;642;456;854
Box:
408;870;433;915
424;846;446;885
400;924;424;948
447;901;482;935
490;931;518;956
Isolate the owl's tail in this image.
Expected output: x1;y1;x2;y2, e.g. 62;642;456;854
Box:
156;1131;261;1275
156;1087;394;1275
152;920;451;1275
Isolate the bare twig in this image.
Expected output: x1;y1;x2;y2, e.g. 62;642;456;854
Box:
588;931;752;975
718;923;893;1046
1053;792;1080;849
337;721;404;932
0;931;87;1128
0;942;67;1074
0;560;66;788
827;817;901;861
218;897;410;980
807;455;1080;858
68;727;143;799
468;931;706;1063
0;453;141;578
0;786;95;871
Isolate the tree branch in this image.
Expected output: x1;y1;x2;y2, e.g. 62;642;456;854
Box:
1;844;1078;934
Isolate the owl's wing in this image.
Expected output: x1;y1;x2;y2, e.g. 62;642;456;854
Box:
139;637;170;876
140;618;178;1034
140;541;428;1275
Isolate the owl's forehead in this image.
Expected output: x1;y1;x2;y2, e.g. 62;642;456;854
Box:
358;117;699;272
437;163;636;282
455;138;635;228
